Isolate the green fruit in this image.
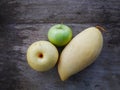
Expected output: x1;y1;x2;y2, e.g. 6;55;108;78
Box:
48;24;72;46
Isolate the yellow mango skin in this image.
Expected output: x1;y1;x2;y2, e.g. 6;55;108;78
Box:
58;27;103;81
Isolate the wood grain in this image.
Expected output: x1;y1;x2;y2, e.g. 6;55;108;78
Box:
0;0;120;24
0;23;120;90
0;0;120;90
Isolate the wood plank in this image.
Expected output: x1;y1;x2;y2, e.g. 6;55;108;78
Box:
0;0;120;90
0;0;120;24
0;23;120;90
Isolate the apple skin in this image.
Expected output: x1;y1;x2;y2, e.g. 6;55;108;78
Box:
27;41;59;72
48;24;72;46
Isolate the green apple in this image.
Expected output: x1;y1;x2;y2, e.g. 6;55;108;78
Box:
48;24;72;46
26;41;59;71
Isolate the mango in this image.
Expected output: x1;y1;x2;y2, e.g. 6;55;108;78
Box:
58;27;103;81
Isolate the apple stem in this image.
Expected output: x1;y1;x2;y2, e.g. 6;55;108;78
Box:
57;24;63;29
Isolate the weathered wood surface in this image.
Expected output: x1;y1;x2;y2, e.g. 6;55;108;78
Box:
0;0;120;90
0;0;120;24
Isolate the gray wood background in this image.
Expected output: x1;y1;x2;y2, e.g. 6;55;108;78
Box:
0;0;120;90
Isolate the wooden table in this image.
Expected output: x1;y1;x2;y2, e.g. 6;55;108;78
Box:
0;0;120;90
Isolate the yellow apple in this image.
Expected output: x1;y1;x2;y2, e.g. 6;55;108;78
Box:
27;41;59;71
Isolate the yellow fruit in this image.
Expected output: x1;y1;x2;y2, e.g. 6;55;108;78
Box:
27;41;59;72
58;27;103;81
